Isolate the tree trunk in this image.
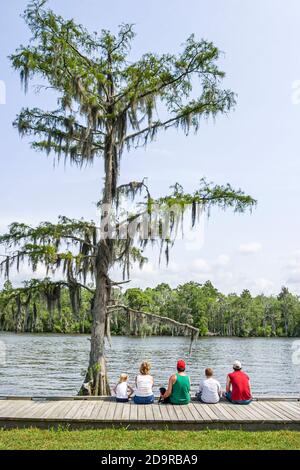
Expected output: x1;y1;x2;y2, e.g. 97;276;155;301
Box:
80;240;112;396
80;66;116;395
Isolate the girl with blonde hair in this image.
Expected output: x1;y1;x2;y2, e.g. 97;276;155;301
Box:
114;373;134;403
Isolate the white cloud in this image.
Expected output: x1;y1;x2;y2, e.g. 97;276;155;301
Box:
254;278;274;292
0;218;14;232
214;254;230;267
190;258;212;273
285;267;300;285
283;250;300;285
131;262;157;280
149;147;172;156
166;261;180;273
291;250;300;258
127;257;215;288
286;260;300;269
285;251;300;270
287;274;300;285
0;263;51;289
238;242;262;255
216;271;234;282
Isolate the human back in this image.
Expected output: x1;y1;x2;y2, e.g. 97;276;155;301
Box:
228;369;251;401
134;361;154;404
170;372;191;405
136;373;153;397
225;360;252;404
116;380;128;399
114;373;133;403
198;368;221;404
162;359;191;405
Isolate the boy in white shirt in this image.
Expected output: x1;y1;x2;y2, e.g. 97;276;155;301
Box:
197;368;222;404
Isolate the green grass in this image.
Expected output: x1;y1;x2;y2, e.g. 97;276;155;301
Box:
0;428;299;450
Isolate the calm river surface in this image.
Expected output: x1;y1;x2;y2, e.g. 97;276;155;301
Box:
0;333;299;397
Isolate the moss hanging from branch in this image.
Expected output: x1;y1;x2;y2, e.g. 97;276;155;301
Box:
42;283;61;316
109;304;199;354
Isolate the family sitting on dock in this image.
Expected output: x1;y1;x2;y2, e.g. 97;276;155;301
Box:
113;359;253;405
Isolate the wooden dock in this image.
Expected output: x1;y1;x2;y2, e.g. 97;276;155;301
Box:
0;397;300;431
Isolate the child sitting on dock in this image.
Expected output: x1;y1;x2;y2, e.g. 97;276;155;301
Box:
196;368;222;404
114;373;134;403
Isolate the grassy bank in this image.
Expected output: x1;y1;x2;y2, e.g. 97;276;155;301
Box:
0;428;299;450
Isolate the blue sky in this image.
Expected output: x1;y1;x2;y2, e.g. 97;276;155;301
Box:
1;0;300;295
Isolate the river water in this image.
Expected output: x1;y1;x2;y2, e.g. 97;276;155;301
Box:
0;333;299;397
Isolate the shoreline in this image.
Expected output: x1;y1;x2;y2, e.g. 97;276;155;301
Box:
1;331;300;339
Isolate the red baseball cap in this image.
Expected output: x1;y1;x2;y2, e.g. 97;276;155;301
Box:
177;359;186;370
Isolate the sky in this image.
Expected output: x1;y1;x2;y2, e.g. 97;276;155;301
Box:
1;0;300;296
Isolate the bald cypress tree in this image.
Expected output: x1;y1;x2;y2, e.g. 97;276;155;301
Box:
0;1;256;395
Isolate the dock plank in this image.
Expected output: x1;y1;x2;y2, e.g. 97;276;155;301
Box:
166;405;180;422
114;403;125;421
181;404;197;422
0;400;32;418
145;404;154;422
272;402;300;419
29;401;59;420
105;401;117;421
200;404;220;421
172;404;187;421
279;401;300;416
0;398;300;430
129;403;138;422
137;405;147;421
191;402;213;421
63;401;84;420
159;404;171;422
48;400;76;420
74;400;97;420
211;403;235;421
250;402;284;421
98;401;115;421
93;401;107;420
226;404;261;422
261;402;292;421
121;403;131;421
151;403;163;422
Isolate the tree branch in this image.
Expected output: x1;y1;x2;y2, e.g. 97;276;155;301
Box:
108;304;199;353
123;98;225;145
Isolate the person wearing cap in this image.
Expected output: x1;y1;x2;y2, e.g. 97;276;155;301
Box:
162;360;191;405
224;360;252;405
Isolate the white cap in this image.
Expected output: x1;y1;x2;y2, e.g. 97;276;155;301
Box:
233;360;242;370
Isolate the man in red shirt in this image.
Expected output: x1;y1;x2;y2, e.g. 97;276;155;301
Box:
224;360;252;405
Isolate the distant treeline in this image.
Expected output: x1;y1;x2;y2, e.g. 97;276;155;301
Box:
1;280;300;337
